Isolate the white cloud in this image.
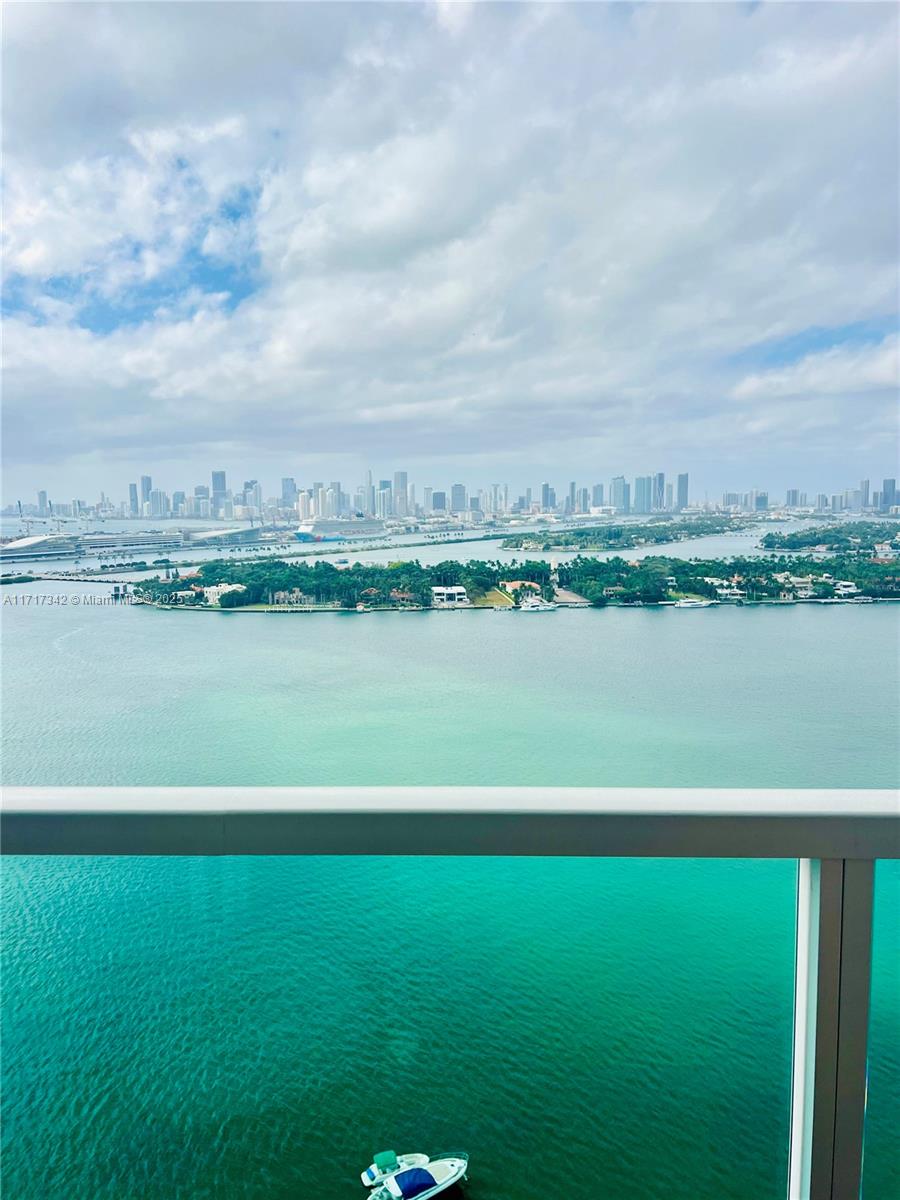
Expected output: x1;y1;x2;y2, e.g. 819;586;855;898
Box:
434;2;475;38
732;336;899;401
2;114;252;298
1;1;897;494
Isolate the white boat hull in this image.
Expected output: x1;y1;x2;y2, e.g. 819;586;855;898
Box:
377;1154;468;1200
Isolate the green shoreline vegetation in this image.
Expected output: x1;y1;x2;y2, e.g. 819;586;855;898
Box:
500;515;757;551
135;551;900;611
760;520;900;553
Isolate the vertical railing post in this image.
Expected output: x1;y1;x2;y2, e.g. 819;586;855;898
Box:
789;859;819;1199
789;859;875;1200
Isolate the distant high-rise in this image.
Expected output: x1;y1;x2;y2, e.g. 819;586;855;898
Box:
432;490;447;512
540;482;551;511
374;487;389;518
211;471;227;515
676;473;689;511
172;491;186;515
149;489;169;518
755;492;769;512
450;483;467;513
633;476;652;515
653;472;665;511
786;489;800;507
424;486;433;513
242;480;262;512
393;471;408;518
37;490;48;517
128;484;139;516
281;477;297;508
140;475;152;507
881;479;897;511
860;480;870;508
567;481;576;513
592;483;604;508
611;476;630;514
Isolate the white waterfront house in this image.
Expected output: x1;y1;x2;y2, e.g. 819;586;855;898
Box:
203;583;247;605
431;585;471;608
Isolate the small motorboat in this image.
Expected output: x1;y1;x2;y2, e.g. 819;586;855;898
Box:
519;594;557;611
362;1151;430;1187
371;1153;468;1200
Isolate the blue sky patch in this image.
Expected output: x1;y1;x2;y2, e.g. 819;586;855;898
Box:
727;315;897;370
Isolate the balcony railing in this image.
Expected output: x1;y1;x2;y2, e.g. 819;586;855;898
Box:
2;785;898;1200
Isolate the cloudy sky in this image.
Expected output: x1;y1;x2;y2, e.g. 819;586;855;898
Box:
2;1;898;502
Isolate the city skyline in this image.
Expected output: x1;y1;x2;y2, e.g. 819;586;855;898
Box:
3;4;898;499
10;464;898;524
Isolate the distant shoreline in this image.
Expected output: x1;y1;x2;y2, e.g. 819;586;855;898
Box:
137;596;897;615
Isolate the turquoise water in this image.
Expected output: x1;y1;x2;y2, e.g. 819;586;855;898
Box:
3;856;798;1199
1;580;897;1197
2;584;897;787
866;859;900;1198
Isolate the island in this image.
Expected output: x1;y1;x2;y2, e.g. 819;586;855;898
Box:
133;549;900;611
500;515;757;551
760;520;900;555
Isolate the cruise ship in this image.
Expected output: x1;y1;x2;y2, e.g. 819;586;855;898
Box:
295;518;387;543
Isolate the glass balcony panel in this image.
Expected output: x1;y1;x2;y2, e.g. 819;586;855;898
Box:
2;855;796;1199
863;858;900;1197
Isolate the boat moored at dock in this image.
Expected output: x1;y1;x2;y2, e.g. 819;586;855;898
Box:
519;594;557;611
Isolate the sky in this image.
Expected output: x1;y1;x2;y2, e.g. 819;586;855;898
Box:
2;1;898;503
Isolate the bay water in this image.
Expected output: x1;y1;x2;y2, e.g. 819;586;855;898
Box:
1;576;897;1198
